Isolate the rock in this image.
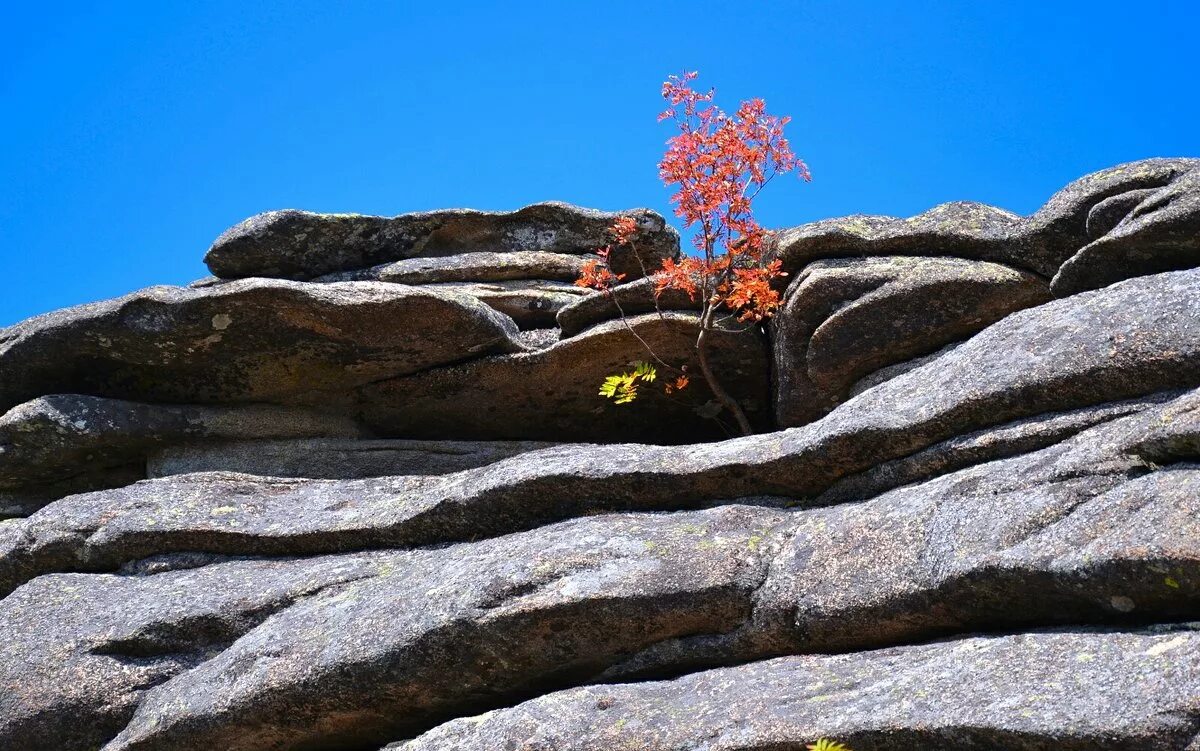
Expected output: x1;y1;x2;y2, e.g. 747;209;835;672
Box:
770;201;1026;272
0;395;364;513
353;312;772;442
813;393;1170;505
91;506;791;751
770;157;1200;279
556;277;702;338
391;627;1200;750
147;437;557;480
205;203;680;281
772;255;1051;427
1052;164;1200;296
424;280;590;328
3;394;1197;748
0;553;387;751
3;267;1196;596
313;250;590;284
0;278;523;414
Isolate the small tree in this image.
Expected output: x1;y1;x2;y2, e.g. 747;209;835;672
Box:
578;72;809;435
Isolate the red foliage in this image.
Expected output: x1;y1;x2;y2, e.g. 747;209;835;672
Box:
656;71;809;316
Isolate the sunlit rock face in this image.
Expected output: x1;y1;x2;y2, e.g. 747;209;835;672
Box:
1;159;1199;751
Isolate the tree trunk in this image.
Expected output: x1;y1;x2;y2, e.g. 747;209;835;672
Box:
695;304;753;436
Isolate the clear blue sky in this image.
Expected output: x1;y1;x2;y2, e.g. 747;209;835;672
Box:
2;1;1196;326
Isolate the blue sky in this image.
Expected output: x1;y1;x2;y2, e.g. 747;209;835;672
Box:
1;1;1196;326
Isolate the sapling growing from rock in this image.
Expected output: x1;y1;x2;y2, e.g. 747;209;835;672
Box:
578;71;809;435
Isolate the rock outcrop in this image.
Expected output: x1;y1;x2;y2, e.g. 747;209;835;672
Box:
1;159;1199;750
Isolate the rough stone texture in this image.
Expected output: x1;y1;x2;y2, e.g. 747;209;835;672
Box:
392;627;1200;751
0;278;523;414
1053;164;1200;296
3;270;1195;597
354;312;772;442
770;157;1200;279
0;395;364;514
556;277;702;338
772;255;1050;426
3;163;1200;751
147;437;557;479
205;202;680;281
313;249;590;284
83;506;788;751
423;279;590;328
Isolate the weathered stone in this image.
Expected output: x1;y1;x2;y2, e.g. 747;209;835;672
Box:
770;157;1200;279
1052;165;1200;296
772;255;1051;427
0;395;364;513
4;394;1197;749
391;627;1200;751
0;278;523;413
205;202;679;281
313;249;590;284
354;312;772;442
3;268;1196;597
813;393;1170;505
0;553;386;751
94;506;790;751
424;279;590;328
556;277;702;338
147;437;556;480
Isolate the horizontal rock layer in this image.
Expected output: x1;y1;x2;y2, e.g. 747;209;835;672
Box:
205;202;680;281
393;627;1200;750
2;161;1199;751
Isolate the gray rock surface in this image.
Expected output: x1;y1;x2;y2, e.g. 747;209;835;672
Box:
1053;164;1200;295
3;162;1199;751
391;627;1200;751
771;157;1200;279
148;437;556;480
772;255;1050;426
89;506;789;751
0;395;364;513
425;279;590;328
3;267;1195;596
556;277;702;338
0;278;523;414
205;202;679;281
313;249;591;284
354;312;772;442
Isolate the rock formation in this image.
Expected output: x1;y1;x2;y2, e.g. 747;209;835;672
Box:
1;160;1198;750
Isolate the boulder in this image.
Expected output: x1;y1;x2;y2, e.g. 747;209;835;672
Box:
2;398;1196;749
148;437;556;480
205;202;679;281
556;276;702;338
770;157;1200;279
391;627;1200;751
313;249;590;284
423;279;589;328
0;278;523;413
85;506;790;751
1052;164;1200;296
0;395;363;514
772;255;1050;426
353;312;772;442
0;552;388;751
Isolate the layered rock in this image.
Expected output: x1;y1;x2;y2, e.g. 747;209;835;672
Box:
771;255;1050;426
352;312;772;442
393;627;1200;750
0;278;524;414
1;164;1199;750
205;202;679;281
769;157;1200;281
0;394;363;516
